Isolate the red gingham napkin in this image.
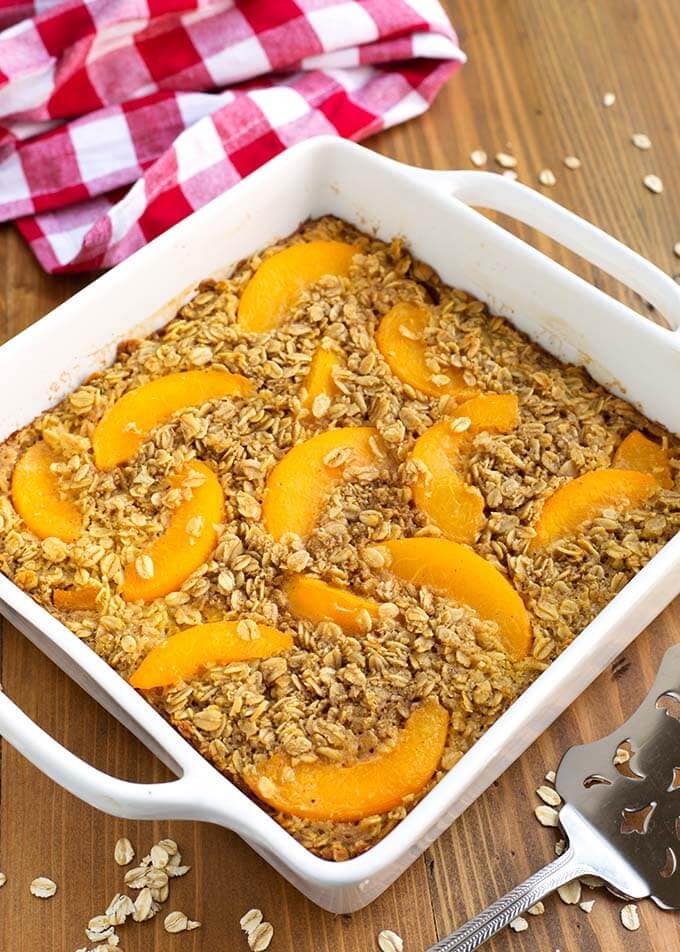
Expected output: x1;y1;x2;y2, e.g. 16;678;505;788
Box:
0;0;464;273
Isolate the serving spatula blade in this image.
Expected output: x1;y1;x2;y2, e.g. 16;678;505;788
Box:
427;644;680;951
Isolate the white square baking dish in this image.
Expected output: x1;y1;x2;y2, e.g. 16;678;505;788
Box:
1;137;679;914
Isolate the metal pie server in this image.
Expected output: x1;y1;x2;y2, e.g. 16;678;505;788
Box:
428;643;680;951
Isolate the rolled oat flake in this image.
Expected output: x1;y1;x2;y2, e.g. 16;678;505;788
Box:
164;910;189;933
631;132;652;150
30;876;57;898
621;903;640;931
240;907;264;934
495;152;518;169
536;784;561;806
378;929;404;952
557;880;581;905
643;174;663;194
534;804;559;827
114;836;135;866
248;921;274;951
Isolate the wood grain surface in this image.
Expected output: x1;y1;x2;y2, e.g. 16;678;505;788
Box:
1;1;679;949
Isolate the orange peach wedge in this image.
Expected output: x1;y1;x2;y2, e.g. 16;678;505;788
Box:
53;585;99;611
376;538;531;659
238;240;357;332
11;441;81;542
412;394;519;543
284;575;380;634
376;302;475;398
93;369;252;470
613;430;672;489
122;460;225;603
246;699;448;821
530;469;658;550
130;621;294;690
300;346;342;411
262;427;383;540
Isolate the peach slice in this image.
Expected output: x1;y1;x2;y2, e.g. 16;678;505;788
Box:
238;240;357;332
613;430;672;489
246;699;448;821
300;346;341;411
284;575;380;634
376;302;474;398
129;621;294;690
376;538;531;659
121;460;225;603
412;394;519;543
11;441;81;542
93;369;252;470
262;427;382;541
530;469;658;550
53;585;99;611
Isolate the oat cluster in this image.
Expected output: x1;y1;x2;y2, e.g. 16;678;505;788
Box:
75;836;196;951
0;217;678;859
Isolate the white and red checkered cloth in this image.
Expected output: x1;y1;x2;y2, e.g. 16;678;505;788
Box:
0;0;464;273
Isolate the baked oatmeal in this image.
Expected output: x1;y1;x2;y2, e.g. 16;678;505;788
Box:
1;217;678;860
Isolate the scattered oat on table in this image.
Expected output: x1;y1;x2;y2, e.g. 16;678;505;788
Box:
0;872;6;888
631;133;652;150
527;901;544;916
602;91;616;107
470;149;487;167
563;156;581;170
536;784;561;806
495;151;517;168
538;169;556;187
557;881;581;905
545;770;557;783
114;837;135;866
502;169;518;181
30;876;57;898
555;839;566;856
85;914;115;942
643;174;663;194
248;920;274;951
150;844;169;868
241;908;264;934
378;929;404;952
535;805;559;827
673;242;680;258
132;886;155;922
164;910;189;933
621;903;640;931
510;916;528;932
580;899;595;913
79;836;196;950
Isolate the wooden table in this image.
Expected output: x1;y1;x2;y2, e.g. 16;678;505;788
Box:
1;1;678;949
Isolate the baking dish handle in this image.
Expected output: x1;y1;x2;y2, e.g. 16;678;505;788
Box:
0;688;215;821
415;169;680;332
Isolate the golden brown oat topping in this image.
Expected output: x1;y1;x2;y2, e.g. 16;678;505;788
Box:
1;216;678;860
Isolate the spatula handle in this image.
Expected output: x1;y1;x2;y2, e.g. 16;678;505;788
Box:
427;846;593;952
